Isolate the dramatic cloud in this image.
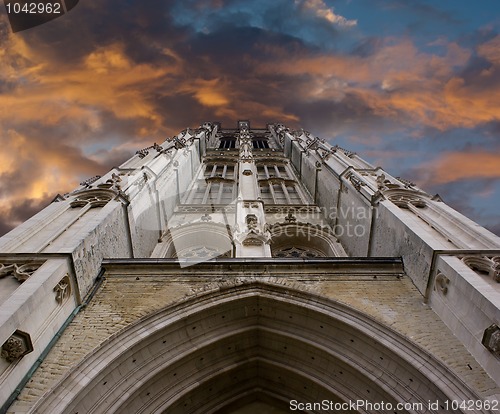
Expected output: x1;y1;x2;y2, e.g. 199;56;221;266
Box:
416;152;500;186
296;0;357;27
0;0;499;235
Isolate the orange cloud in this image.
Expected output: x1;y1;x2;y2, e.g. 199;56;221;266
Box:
0;39;178;135
178;78;230;107
254;37;500;131
419;152;500;185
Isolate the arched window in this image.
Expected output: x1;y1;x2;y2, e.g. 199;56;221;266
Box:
252;138;269;149
219;138;236;149
186;163;236;205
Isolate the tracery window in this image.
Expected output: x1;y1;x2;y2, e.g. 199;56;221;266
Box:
257;164;306;205
185;163;236;204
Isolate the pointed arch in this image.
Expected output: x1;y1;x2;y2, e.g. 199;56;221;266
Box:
31;282;486;414
153;221;234;258
269;222;346;257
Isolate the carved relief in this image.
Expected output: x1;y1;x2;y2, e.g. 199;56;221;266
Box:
246;214;258;231
347;174;365;192
494;257;500;282
0;262;41;283
395;176;415;188
135;142;165;159
273;246;323;258
482;324;500;355
174;137;187;149
80;175;102;188
200;213;212;222
1;330;34;363
97;173;122;190
69;189;116;208
376;173;387;190
242;237;264;246
385;189;428;209
54;275;71;304
264;205;319;214
242;169;253;176
434;273;450;295
136;148;149;159
462;256;500;282
243;202;261;209
332;145;356;158
177;205;235;213
175;246;230;259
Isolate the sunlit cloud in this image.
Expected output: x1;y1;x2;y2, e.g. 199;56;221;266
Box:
178;78;230;107
296;0;357;27
0;1;498;235
417;152;500;185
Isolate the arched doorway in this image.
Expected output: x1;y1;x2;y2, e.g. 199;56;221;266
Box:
31;282;486;413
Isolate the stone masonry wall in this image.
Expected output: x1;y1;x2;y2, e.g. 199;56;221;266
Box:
8;271;500;413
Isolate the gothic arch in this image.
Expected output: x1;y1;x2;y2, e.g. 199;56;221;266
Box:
154;222;233;258
269;222;345;257
31;282;486;414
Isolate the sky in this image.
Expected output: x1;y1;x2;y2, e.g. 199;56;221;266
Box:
0;0;499;236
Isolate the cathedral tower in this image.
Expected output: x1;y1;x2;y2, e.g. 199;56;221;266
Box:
0;121;499;413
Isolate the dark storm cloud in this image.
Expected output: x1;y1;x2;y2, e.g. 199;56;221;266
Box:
284;92;402;137
0;0;499;235
0;197;53;236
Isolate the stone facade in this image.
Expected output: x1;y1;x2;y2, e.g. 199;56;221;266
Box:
0;121;499;413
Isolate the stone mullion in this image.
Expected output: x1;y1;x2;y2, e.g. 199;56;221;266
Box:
216;182;224;204
281;182;292;204
268;182;277;204
202;182;212;204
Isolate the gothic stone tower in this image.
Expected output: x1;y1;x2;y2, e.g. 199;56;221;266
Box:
1;121;499;413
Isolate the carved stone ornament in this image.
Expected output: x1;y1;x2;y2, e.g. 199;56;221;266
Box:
347;174;365;192
493;257;500;282
54;275;71;304
174;137;187;149
385;189;428;209
177;205;235;214
243;202;260;209
434;273;450;295
136;148;149;159
69;189;116;208
273;246;323;258
0;262;41;283
376;173;387;189
246;214;258;231
80;175;102;188
242;169;253;176
462;256;499;282
482;324;500;356
1;330;34;363
242;236;264;246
